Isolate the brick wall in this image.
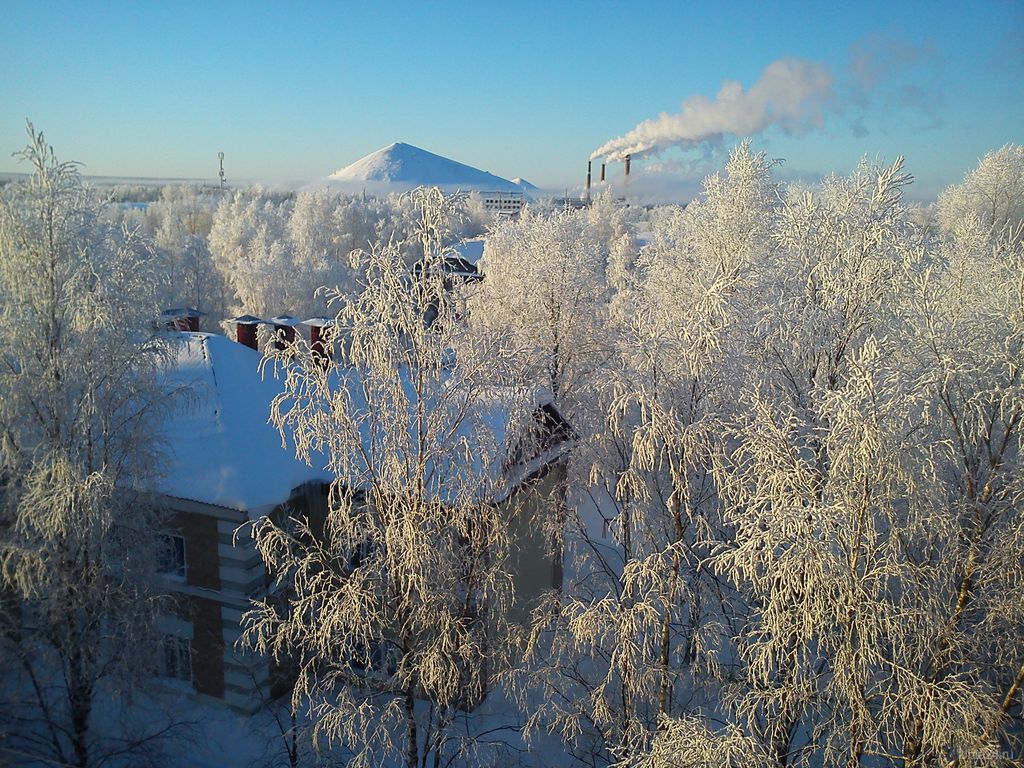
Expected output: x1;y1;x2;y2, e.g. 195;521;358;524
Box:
164;509;226;697
170;511;221;590
190;595;225;698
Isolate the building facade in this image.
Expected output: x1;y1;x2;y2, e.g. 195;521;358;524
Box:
153;332;568;712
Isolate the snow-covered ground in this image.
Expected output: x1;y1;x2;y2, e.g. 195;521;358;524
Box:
23;680;563;768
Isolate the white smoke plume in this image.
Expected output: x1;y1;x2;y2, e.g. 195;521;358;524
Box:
591;58;834;161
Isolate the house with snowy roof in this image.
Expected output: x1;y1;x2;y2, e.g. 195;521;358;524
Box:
151;330;570;712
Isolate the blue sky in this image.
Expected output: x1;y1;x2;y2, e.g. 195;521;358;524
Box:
1;0;1021;199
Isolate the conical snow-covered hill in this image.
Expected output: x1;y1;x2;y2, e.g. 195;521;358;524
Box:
318;142;522;195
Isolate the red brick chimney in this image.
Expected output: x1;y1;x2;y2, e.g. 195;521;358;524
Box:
303;317;334;369
230;315;264;350
270;315;301;351
161;307;205;332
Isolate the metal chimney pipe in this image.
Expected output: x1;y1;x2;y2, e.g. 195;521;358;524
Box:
624;154;631;177
600;163;606;182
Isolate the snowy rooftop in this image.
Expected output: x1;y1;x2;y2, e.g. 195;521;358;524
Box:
156;333;331;515
155;333;566;517
453;238;485;266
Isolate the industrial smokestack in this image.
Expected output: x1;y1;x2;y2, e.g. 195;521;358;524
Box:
624;154;631;177
600;163;606;182
585;161;592;198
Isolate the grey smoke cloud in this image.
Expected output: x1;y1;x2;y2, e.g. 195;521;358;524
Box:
848;34;937;90
591;58;834;162
845;36;943;133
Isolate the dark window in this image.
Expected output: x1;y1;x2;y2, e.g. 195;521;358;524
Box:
157;533;186;579
349;638;399;678
161;635;192;682
348;538;375;570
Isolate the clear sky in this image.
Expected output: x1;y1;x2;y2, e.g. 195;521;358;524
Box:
1;0;1021;199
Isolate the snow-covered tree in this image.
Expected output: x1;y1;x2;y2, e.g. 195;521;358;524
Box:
507;145;1023;767
702;156;1024;766
287;188;384;305
209;187;428;321
938;143;1024;237
150;184;228;321
0;125;174;767
241;190;529;768
512;143;776;765
465;206;612;415
207;188;299;318
631;715;769;768
887;218;1024;766
700;156;917;766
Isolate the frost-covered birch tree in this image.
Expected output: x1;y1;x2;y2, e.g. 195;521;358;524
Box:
887;216;1023;766
700;156;1023;767
465;206;612;415
150;184;228;321
505;146;1022;767
207;189;301;318
701;156;921;767
242;189;525;768
208;187;426;321
512;143;776;765
288;188;387;303
0;125;173;768
937;143;1024;237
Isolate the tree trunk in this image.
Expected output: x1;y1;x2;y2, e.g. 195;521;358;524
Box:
659;490;686;718
404;687;418;768
68;644;92;768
